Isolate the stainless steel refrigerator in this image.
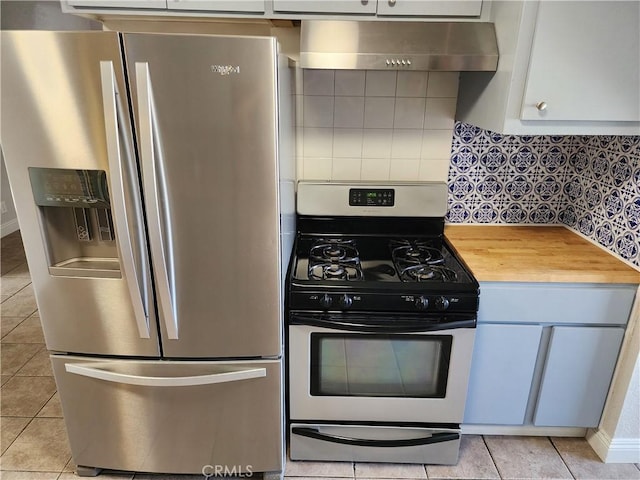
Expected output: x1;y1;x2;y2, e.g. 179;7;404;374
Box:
1;31;294;477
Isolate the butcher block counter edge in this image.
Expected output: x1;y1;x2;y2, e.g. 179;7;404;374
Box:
444;225;640;284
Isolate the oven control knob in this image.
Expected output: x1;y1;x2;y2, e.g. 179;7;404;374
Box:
319;293;333;309
338;294;353;309
415;296;429;310
435;296;450;311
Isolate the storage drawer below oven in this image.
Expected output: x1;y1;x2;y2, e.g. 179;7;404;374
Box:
289;423;460;465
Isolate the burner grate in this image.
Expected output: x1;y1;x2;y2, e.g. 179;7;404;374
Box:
308;238;363;281
390;239;457;283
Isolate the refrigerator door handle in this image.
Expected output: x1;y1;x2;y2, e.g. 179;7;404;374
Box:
99;61;150;339
135;62;178;340
66;363;267;387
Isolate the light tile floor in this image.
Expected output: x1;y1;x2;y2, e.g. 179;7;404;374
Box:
1;231;639;480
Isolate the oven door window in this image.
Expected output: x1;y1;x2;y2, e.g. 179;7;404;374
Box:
310;333;452;398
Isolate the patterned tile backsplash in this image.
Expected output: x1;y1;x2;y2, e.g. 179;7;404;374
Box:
447;122;640;267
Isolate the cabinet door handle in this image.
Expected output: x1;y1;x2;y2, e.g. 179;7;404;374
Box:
536;101;548;111
389;0;397;5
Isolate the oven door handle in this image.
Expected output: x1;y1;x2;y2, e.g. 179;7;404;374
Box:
291;427;459;448
289;316;475;333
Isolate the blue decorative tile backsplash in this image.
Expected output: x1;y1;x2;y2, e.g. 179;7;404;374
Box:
447;122;640;267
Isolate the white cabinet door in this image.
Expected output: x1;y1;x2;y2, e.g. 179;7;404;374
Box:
273;0;377;14
521;1;640;122
533;326;625;427
67;0;166;7
167;0;265;12
464;324;543;425
377;0;482;17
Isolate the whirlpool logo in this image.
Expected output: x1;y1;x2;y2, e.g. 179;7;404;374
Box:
210;65;240;76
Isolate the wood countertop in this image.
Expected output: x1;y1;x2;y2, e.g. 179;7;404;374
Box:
444;225;640;284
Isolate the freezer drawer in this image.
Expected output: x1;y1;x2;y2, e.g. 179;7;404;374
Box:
51;355;283;475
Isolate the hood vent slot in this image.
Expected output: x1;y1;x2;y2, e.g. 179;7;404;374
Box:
300;20;498;71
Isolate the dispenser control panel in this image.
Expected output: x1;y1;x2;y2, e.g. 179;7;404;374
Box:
29;168;110;208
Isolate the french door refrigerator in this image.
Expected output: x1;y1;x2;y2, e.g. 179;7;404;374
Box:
1;31;294;477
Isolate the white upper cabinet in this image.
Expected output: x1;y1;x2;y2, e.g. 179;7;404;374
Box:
66;0;166;8
166;0;265;12
521;2;640;122
457;1;640;135
274;0;482;16
62;0;483;18
272;0;377;14
376;0;482;17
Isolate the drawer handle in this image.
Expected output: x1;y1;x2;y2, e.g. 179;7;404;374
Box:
66;363;266;387
291;427;459;447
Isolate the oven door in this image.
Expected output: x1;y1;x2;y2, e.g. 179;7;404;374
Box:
288;313;475;424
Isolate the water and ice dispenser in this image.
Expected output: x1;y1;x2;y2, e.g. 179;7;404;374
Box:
29;167;121;278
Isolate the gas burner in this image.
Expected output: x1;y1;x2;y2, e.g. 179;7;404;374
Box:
309;262;363;281
308;238;363;281
401;265;458;282
390;240;445;266
390;239;457;282
310;239;359;263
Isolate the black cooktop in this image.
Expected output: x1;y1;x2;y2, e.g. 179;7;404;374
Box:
293;235;474;285
287;218;479;314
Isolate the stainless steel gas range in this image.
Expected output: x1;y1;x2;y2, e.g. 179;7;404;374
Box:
286;182;479;465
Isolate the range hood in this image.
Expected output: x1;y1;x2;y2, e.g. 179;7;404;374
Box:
300;21;498;71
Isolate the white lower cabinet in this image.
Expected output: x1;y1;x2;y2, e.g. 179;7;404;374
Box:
464;283;635;428
533;326;625;427
464;324;542;425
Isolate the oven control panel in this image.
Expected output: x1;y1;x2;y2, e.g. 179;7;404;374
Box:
349;188;395;207
292;292;478;313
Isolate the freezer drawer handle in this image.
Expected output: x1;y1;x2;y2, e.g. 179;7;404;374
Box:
291;427;459;448
135;61;178;340
99;60;150;339
65;363;266;387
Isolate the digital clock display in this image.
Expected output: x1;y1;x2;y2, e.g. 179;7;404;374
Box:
349;188;395;207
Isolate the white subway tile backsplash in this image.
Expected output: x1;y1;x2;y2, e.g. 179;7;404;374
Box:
361;158;391;180
390;158;420;180
391;129;423;159
303;69;334;95
298;69;459;182
303;96;334;127
333;128;364;158
295;94;304;127
365;71;397;96
419;158;451;181
303;127;333;158
335;70;366;96
394;97;426;129
364;97;396;129
422;129;454;159
332;157;362;180
295;127;304;157
427;72;460;98
303;157;332;180
334;96;365;128
396;71;428;98
362;129;393;159
425;97;457;129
